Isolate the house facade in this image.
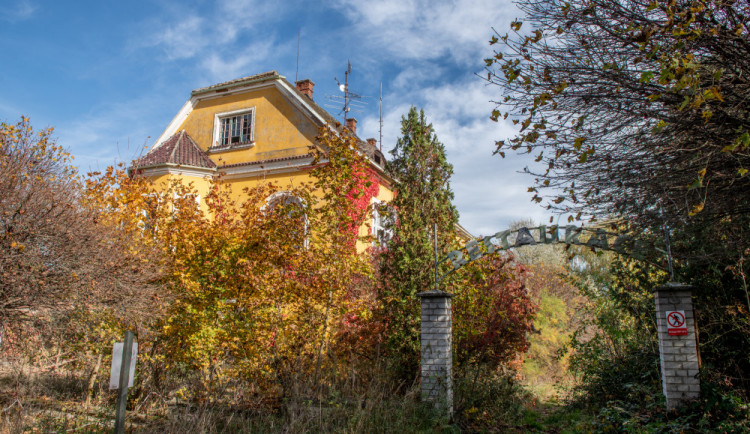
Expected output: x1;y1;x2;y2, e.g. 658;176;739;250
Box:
132;71;394;251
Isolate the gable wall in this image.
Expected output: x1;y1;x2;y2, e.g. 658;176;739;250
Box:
177;86;319;166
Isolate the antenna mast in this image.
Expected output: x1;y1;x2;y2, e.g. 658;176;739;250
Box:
295;20;301;83
327;62;367;124
379;82;383;151
343;61;351;125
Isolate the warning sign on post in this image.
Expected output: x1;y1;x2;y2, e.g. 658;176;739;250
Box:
666;311;688;336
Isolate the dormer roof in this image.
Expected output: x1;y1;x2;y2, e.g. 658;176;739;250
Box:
133;130;216;169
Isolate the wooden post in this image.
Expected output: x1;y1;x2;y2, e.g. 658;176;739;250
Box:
114;330;134;434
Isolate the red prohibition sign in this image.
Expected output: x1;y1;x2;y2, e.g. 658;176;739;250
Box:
667;311;685;328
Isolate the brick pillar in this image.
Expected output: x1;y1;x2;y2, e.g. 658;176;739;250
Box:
417;290;452;416
654;282;700;409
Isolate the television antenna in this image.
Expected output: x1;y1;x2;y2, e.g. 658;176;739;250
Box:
379;82;383;151
325;61;368;125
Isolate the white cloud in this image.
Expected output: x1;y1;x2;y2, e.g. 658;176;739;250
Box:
200;40;277;81
55;97;167;173
358;74;547;236
332;0;514;65
150;16;208;60
1;0;37;22
391;65;449;92
137;0;278;70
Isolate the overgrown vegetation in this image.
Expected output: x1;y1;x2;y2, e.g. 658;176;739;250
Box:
482;0;750;431
4;2;750;428
0;115;540;432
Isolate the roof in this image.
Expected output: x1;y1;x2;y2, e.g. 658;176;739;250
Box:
454;223;474;241
190;70;339;129
191;71;281;97
218;153;314;169
133;130;216;169
142;71;391;180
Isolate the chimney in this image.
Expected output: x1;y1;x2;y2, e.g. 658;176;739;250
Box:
296;79;314;100
366;138;377;148
345;118;357;134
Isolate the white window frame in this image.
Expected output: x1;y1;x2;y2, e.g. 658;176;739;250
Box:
212;107;256;150
372;199;394;246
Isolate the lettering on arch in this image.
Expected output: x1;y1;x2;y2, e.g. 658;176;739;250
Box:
438;225;647;280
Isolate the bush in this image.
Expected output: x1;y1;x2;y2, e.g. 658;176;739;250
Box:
454;366;533;431
578;379;750;433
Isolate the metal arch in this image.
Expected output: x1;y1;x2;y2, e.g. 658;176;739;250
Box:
436;225;657;282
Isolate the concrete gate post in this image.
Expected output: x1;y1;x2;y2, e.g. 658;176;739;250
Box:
417;290;453;416
654;282;701;409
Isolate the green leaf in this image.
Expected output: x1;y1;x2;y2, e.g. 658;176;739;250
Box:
573;137;586;151
679;95;691;110
739;168;748;177
722;143;738;152
639;71;654;83
652;120;668;133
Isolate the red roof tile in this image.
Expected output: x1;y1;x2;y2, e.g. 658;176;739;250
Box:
218;153;314;169
133;130;216;169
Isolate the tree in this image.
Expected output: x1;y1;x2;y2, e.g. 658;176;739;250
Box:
376;107;459;379
486;0;750;262
0;118;164;351
485;1;750;400
450;254;536;371
84;127;380;400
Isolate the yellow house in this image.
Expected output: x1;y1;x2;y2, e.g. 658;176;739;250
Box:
132;71;395;251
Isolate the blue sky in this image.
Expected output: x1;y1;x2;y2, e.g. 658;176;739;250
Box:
0;0;550;236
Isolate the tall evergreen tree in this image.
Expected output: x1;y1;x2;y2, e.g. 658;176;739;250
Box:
377;107;458;380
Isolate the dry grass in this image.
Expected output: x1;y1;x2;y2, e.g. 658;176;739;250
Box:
0;359;449;434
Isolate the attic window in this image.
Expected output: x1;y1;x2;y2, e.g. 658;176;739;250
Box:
212;108;255;149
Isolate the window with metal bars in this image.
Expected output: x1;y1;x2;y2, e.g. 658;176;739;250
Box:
216;111;253;147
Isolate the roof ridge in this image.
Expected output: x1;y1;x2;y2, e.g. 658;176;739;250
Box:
191;71;280;96
168;130;184;162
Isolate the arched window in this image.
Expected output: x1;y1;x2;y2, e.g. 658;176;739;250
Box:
265;192;308;248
